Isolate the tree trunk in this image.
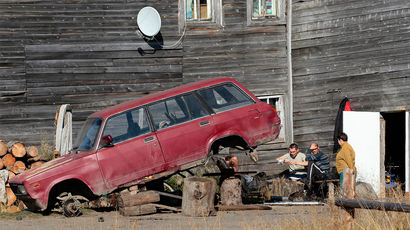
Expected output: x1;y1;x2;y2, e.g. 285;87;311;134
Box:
2;154;16;168
0;140;7;157
27;146;39;158
117;190;160;208
181;176;216;217
119;204;157;216
7;141;26;158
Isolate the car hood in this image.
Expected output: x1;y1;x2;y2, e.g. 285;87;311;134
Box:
10;154;74;183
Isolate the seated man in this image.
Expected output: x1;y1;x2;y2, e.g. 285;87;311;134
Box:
276;143;307;180
291;142;330;198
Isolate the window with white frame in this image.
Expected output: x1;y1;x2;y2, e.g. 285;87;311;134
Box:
181;0;222;29
252;0;277;19
258;95;285;143
186;0;212;21
247;0;285;25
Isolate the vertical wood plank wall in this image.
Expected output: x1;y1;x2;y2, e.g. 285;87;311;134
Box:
292;0;410;164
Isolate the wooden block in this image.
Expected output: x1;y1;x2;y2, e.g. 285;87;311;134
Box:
117;190;160;208
119;204;157;216
182;176;216;217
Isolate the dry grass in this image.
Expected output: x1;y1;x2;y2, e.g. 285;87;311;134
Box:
40;133;55;161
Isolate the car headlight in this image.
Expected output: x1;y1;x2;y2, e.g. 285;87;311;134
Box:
16;185;28;195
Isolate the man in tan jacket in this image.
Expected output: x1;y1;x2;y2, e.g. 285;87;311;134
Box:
336;132;356;190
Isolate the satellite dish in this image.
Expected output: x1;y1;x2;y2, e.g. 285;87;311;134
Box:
137;6;161;39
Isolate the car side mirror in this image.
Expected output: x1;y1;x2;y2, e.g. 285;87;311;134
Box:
100;135;114;147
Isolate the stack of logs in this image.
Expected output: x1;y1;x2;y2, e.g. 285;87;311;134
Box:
0;139;45;212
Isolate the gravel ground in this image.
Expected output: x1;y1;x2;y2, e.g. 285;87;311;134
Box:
0;205;331;230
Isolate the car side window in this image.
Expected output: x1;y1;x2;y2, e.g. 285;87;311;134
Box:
198;84;253;113
184;93;209;119
149;96;190;130
102;107;150;144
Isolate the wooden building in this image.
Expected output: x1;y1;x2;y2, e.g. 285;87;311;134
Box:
0;0;409;179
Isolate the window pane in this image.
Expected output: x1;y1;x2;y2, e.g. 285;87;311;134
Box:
265;0;276;16
184;93;209;119
149;96;190;130
199;84;253;113
200;0;211;20
129;108;151;136
102;108;150;144
253;0;262;17
103;113;128;144
75;118;102;151
187;0;196;20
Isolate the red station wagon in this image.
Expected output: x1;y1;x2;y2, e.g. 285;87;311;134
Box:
10;77;281;215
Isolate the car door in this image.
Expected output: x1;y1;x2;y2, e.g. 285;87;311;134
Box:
148;93;214;167
96;107;165;189
198;83;263;145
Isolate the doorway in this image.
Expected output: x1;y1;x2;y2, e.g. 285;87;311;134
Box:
381;111;406;190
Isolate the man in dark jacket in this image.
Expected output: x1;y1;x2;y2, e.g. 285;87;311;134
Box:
291;142;330;198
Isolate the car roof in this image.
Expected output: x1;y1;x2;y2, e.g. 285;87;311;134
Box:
90;77;239;119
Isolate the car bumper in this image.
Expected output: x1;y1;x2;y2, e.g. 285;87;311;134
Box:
9;183;47;211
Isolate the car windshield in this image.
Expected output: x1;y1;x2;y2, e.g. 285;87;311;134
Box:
73;118;103;151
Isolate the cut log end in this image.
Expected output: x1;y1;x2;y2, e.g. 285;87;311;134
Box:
0;140;7;157
7;142;26;158
27;146;39;158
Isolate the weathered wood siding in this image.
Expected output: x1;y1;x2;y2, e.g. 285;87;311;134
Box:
0;0;289;173
292;0;410;162
0;0;183;145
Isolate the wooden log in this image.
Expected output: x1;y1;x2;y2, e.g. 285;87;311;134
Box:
27;146;39;158
0;158;3;170
117;190;160;208
2;154;16;168
119;204;157;216
0;140;7;157
30;161;44;169
182;176;216;217
10;161;26;174
341;168;356;230
7;141;26;158
27;154;42;163
6;187;16;206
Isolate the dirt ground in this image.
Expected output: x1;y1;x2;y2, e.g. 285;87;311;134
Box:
0;205;330;230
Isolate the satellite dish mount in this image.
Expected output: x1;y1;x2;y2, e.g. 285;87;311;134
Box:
136;6;162;41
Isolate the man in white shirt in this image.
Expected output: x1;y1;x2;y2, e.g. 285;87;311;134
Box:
276;143;307;180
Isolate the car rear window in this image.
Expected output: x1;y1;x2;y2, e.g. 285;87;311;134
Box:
198;83;253;113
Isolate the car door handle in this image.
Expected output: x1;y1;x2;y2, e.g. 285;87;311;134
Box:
144;136;155;143
199;120;210;127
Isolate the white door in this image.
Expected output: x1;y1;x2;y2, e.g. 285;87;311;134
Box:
343;111;382;195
